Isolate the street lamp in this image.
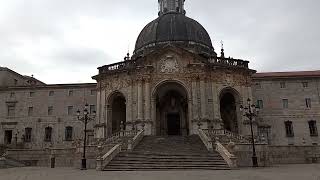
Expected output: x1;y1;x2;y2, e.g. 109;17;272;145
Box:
240;98;259;167
77;103;96;170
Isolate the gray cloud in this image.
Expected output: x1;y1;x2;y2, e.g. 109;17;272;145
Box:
0;0;320;84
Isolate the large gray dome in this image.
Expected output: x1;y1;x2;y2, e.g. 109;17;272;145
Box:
134;12;215;56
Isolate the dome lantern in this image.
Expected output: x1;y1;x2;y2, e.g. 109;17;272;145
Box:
158;0;186;16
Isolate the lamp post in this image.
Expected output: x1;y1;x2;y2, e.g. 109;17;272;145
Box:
240;98;259;167
77;103;96;170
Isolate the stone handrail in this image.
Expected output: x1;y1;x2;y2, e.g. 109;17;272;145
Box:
128;130;144;151
207;129;250;144
98;56;249;74
98;60;137;74
209;57;249;68
96;144;121;171
105;130;138;145
215;141;237;169
198;129;214;152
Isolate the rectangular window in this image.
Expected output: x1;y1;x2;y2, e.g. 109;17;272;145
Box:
10;92;15;98
48;106;53;115
68;90;73;96
285;121;294;137
309;121;318;137
25;128;32;142
29;92;35;97
49;91;54;96
44;127;52;142
65;127;73;141
14;79;18;85
280;82;286;88
282;99;289;109
68;106;73;115
90;89;96;95
7;105;15;116
4;130;12;144
90;105;96;114
257;100;264;109
302;82;309;88
305;98;312;108
28;107;33;116
255;82;262;89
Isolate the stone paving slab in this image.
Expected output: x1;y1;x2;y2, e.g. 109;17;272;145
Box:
0;164;319;180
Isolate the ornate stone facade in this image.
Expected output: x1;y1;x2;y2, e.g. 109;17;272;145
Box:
93;47;256;138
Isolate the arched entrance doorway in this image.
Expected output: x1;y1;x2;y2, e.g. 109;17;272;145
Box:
220;89;240;133
107;92;126;135
154;81;189;136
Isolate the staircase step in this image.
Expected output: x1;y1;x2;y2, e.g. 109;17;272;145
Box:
104;135;230;171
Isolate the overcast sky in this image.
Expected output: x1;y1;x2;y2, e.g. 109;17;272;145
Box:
0;0;319;84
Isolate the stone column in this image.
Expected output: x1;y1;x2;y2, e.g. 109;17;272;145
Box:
144;80;151;121
126;83;132;130
191;80;198;121
212;82;222;129
106;106;112;136
200;79;206;120
137;79;143;121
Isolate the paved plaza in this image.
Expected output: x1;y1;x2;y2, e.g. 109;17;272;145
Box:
0;164;319;180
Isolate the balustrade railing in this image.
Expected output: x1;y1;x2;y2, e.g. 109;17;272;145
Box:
98;56;249;74
209;57;249;68
98;60;137;74
105;130;139;145
205;129;250;144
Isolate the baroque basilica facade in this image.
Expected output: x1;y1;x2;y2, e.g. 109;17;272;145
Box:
1;0;319;168
94;0;255;139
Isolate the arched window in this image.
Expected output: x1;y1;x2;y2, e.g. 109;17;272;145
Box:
65;126;73;141
44;127;52;142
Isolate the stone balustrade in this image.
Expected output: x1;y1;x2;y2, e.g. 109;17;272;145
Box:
97;56;249;74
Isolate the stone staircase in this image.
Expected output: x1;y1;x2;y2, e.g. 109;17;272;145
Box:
104;135;230;171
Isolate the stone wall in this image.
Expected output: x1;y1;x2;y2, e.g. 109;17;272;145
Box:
0;83;97;149
252;77;320;146
235;144;320;167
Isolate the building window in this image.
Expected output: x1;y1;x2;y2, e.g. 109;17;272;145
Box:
49;91;54;96
302;82;309;88
309;120;318;137
90;105;96;114
285;121;294;137
48;106;53;115
68;90;73;96
90;89;96;95
7;105;15;117
282;99;289;109
28;107;33;116
65;126;73;141
68;106;73;115
255;82;262;89
10;92;15;98
29;92;35;97
305;98;312;108
44;127;52;142
257;100;264;109
25;128;32;142
280;82;286;88
14;79;18;85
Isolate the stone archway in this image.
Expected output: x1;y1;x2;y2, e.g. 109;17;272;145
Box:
219;88;240;133
107;91;126;135
153;81;189;136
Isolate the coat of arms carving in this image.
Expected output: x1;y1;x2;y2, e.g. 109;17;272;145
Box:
160;55;179;73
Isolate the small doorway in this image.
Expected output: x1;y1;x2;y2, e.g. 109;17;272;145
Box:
4;130;12;145
167;113;181;135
